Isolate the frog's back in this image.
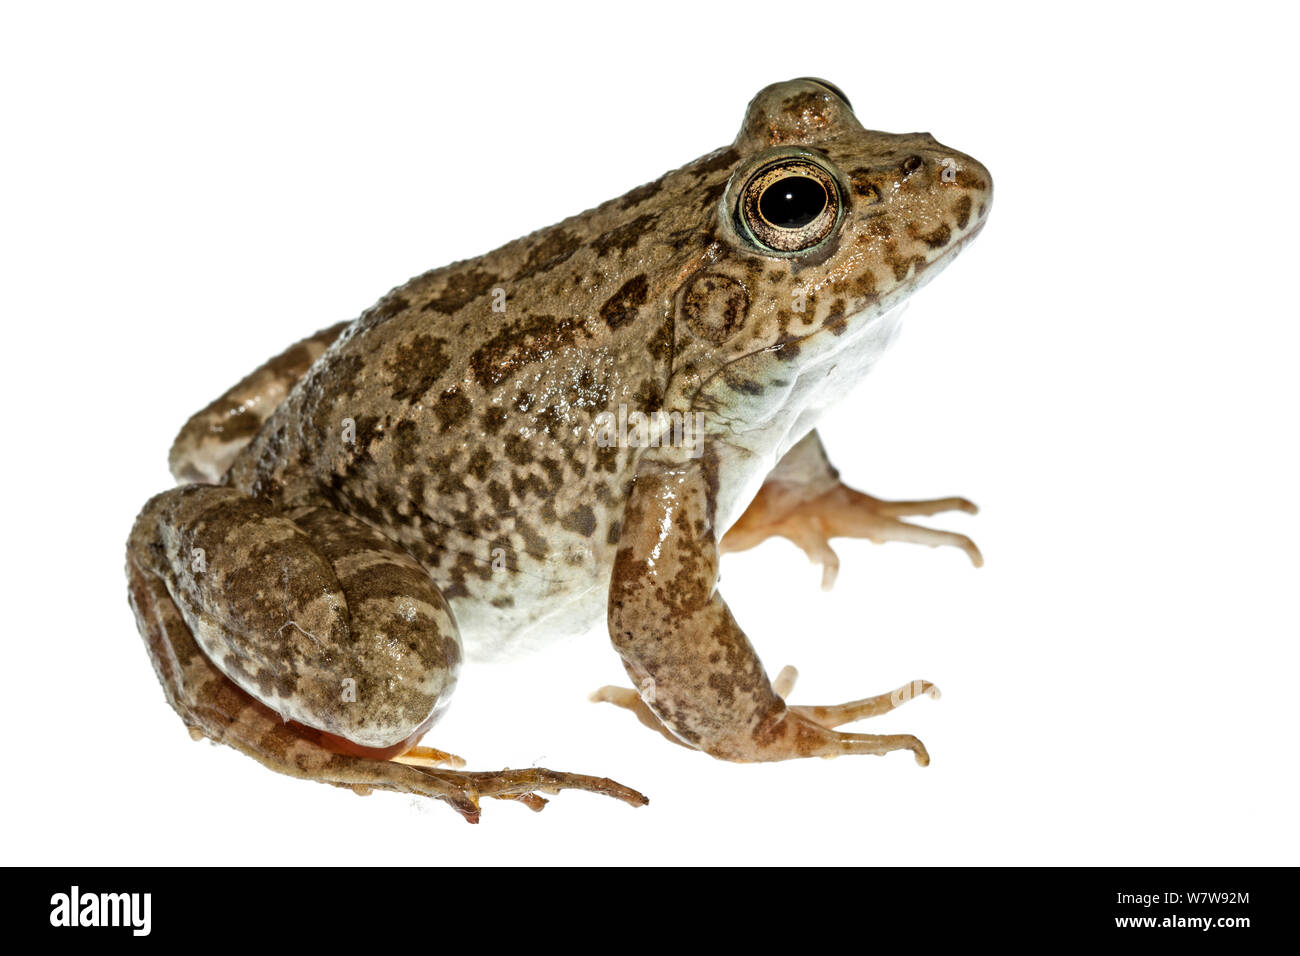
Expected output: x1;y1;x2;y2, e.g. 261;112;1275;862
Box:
226;147;741;654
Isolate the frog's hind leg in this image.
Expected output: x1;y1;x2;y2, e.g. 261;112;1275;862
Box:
128;553;478;816
721;429;982;589
169;320;349;483
126;485;647;820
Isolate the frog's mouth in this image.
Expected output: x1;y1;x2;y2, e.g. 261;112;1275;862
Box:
803;224;984;354
876;219;985;311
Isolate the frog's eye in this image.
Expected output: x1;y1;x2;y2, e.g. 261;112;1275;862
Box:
736;159;842;255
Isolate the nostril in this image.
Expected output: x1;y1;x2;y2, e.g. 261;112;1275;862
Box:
900;155;924;178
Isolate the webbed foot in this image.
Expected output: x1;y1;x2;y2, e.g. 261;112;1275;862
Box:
593;665;939;766
724;483;982;589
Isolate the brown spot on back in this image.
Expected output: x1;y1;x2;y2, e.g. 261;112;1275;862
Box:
645;312;673;365
468;313;589;389
482;406;507;434
390;419;421;469
433;386;471;430
599;275;649;330
504;434;532;466
467;447;492;481
385;334;451;404
619;174;667;210
361;295;410;328
692;147;740;177
422;267;499;315
539;456;564;489
592;214;660;257
518;228;582;279
486;480;510;513
698;179;727;211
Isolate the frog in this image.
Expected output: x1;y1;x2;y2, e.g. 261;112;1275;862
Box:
126;77;992;822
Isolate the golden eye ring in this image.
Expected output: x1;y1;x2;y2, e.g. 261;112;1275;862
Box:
736;159;841;254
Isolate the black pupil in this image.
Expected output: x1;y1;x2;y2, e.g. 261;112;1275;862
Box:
759;176;827;229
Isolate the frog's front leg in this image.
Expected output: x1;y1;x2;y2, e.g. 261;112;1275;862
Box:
721;429;982;589
126;485;647;821
169;320;349;484
605;453;933;765
592;664;938;743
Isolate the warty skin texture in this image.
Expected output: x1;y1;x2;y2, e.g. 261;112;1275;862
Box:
126;78;992;818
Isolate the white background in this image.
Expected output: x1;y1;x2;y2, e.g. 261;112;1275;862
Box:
2;1;1296;866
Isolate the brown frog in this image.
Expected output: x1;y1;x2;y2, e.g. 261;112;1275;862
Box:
126;77;992;821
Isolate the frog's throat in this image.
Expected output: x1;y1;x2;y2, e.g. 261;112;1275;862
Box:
688;227;979;421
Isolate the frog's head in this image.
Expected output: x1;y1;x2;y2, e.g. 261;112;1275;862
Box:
671;77;991;434
725;77;991;276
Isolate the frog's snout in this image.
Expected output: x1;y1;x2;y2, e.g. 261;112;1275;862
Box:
922;138;994;225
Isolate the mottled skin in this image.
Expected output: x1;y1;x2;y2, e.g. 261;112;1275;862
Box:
126;79;992;819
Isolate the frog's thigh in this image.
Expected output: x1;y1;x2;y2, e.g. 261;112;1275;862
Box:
126;546;473;808
607;454;930;765
127;485;461;753
169;320;349;483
